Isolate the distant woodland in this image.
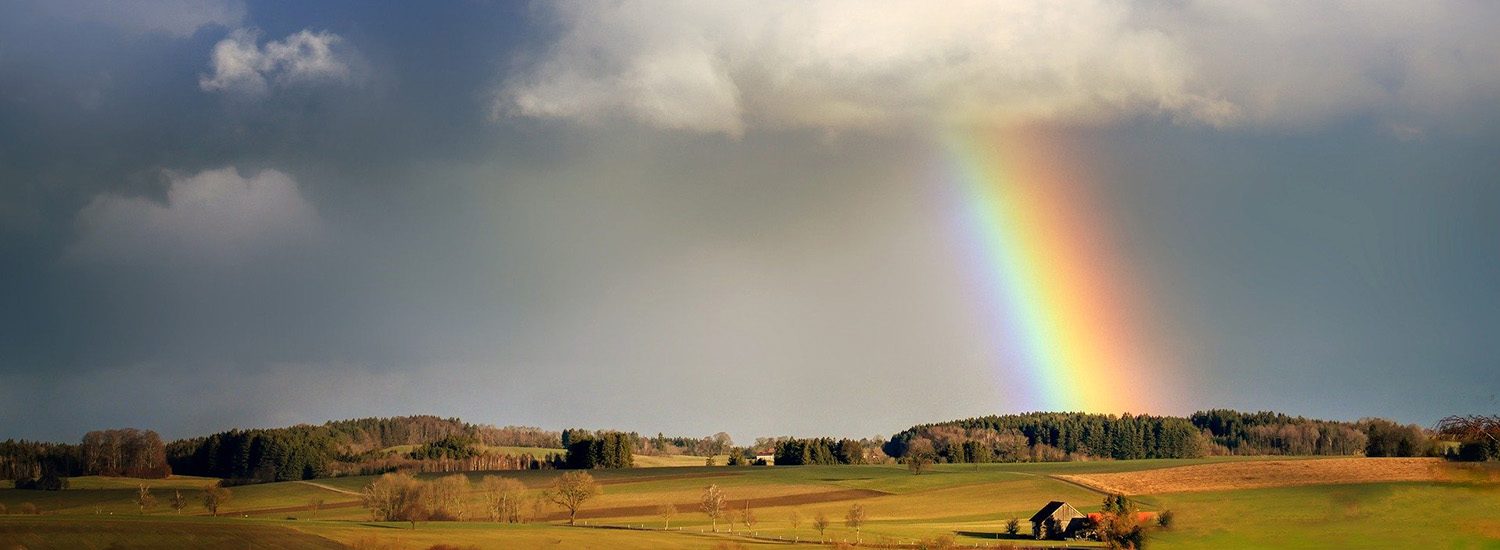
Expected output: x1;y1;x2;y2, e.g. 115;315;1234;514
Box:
1;410;1490;490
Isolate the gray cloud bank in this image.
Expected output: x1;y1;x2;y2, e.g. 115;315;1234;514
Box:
1;1;1498;443
501;1;1500;135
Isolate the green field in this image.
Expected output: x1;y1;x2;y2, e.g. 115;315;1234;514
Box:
2;458;1497;549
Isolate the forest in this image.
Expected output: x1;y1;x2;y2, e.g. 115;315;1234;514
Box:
882;410;1431;462
0;410;1452;489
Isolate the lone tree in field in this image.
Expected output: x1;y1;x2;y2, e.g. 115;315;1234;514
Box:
1006;516;1021;535
481;476;527;523
362;472;430;529
788;508;802;530
657;503;677;529
742;501;757;530
170;490;187;514
546;471;601;525
813;511;830;539
135;484;156;514
905;438;936;475
202;484;231;516
308;498;324;519
701;484;727;532
845;503;867;543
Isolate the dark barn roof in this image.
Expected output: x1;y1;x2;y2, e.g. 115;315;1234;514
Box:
1030;501;1071;523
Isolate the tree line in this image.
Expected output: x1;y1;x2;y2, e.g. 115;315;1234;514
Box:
1;429;170;488
887;412;1209;462
886;409;1440;463
771;438;867;465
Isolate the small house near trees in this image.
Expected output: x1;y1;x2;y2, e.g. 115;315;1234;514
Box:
1029;501;1086;539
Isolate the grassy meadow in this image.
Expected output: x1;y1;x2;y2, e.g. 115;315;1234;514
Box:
2;457;1497;549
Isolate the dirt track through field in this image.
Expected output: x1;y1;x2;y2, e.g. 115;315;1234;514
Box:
1056;457;1447;495
545;488;890;521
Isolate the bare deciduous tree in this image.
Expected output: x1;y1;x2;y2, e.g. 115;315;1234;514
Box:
657;503;677;529
362;472;430;529
845;503;866;543
528;493;547;523
1436;415;1500;443
481;476;527;523
701;484;726;532
906;438;936;475
170;490;186;514
202;484;231;516
788;508;802;530
742;501;757;530
427;474;470;521
546;471;600;526
135;484;156;514
813;511;830;539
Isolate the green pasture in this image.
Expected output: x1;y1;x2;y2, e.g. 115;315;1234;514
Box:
2;457;1496;549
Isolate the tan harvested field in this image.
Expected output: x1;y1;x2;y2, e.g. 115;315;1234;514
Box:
541;487;888;521
1056;457;1446;495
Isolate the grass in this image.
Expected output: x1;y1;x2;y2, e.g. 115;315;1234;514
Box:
2;457;1496;549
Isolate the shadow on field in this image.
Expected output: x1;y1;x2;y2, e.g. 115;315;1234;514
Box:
954;530;1031;541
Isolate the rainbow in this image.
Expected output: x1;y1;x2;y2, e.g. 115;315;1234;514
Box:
942;128;1162;414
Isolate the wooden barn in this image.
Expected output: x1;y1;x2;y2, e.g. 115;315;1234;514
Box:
1029;501;1086;540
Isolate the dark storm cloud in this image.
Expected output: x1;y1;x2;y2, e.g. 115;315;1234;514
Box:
2;1;1498;443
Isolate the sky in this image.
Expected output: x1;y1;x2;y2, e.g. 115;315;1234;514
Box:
2;1;1498;445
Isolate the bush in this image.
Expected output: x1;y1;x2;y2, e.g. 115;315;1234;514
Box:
1157;509;1175;529
1458;440;1499;462
0;503;7;514
11;475;66;491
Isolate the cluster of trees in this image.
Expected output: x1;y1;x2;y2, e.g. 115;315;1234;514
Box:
406;435;480;460
637;431;735;457
1358;418;1431;457
1194;410;1439;457
361;472;474;526
167;426;336;482
359;470;601;528
325;416;561;453
563;432;634;469
168;417;569;482
1;429;172;487
0;440;79;483
80;429;171;478
772;438;867;465
1434;415;1500;461
888;412;1209;463
1193;410;1371;455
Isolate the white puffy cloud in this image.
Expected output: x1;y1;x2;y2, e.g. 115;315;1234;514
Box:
199;29;356;96
68;167;322;265
498;0;1500;135
29;0;244;38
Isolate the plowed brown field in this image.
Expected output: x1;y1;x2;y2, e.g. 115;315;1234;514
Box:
1055;457;1447;495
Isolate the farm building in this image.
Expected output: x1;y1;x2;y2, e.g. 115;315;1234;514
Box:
753;450;775;465
1029;501;1086;540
